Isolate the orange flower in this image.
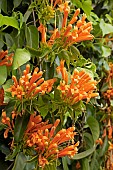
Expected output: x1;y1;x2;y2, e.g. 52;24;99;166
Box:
96;138;103;145
105;62;113;88
108;141;113;151
0;50;13;66
0;87;4;105
38;23;46;43
1;111;14;138
8;64;56;100
76;161;81;169
103;88;113;100
24;114;79;168
53;0;62;8
57;60;98;105
47;8;94;47
56;60;68;84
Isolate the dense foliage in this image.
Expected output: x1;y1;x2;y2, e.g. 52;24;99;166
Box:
0;0;113;170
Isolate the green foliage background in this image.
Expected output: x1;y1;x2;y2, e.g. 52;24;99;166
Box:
0;0;113;170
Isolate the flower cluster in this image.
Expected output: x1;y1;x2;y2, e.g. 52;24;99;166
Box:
103;88;113;99
0;50;13;66
9;64;56;100
1;111;15;138
0;87;4;105
106;141;113;170
38;5;94;47
24;113;79;168
56;60;98;105
103;63;113;99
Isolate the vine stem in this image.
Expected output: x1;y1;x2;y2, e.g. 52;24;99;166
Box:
31;0;36;26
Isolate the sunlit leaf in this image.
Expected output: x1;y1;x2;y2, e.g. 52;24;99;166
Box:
100;19;113;36
0;66;7;85
101;46;111;57
13;48;31;70
0;14;19;29
72;146;96;159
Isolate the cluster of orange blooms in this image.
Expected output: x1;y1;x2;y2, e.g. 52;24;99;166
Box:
56;60;98;105
1;111;16;139
102;63;113;169
38;2;93;47
9;64;56;100
24;113;79;168
0;50;13;66
104;63;113;99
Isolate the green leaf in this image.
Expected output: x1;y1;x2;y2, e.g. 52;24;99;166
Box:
0;66;7;85
14;113;30;142
81;158;90;170
25;25;39;49
62;157;69;170
12;153;27;170
26;46;41;56
38;105;49;118
40;47;51;59
58;49;70;68
3;79;13;103
13;48;31;70
13;0;22;8
101;46;111;57
100;19;113;36
5;33;14;48
72;146;96;159
42;61;54;80
6;145;21;161
87;116;100;142
90;151;99;170
0;144;10;156
105;14;113;24
71;0;92;16
0;34;4;49
100;81;109;92
82;0;92;16
84;132;94;149
23;10;32;23
0;14;19;29
99;136;109;157
0;0;7;14
44;161;57;170
69;45;80;61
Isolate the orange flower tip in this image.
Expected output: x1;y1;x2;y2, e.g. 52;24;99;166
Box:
26;64;30;69
54;119;60;127
12;75;16;79
44;142;48;146
77;8;80;13
75;141;80;147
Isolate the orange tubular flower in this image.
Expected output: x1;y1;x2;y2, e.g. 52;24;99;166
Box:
38;23;46;43
53;0;62;8
0;87;4;105
47;8;94;47
24;114;79;168
0;50;13;66
57;60;98;105
8;64;56;100
1;111;14;138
